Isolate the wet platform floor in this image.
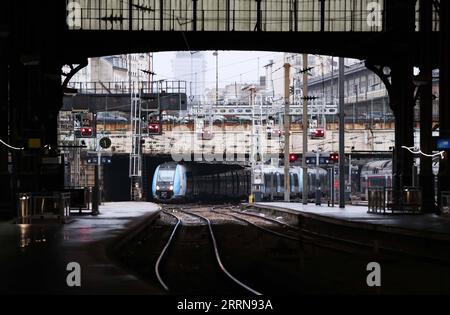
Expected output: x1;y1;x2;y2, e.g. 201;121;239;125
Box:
252;202;450;241
0;202;163;294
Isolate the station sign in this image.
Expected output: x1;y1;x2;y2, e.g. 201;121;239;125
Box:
437;138;450;150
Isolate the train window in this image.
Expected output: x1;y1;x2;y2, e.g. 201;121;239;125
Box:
290;174;295;192
158;170;174;182
368;177;386;187
264;174;270;192
293;174;299;189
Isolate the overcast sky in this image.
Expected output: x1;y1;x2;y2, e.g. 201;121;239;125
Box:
153;51;284;89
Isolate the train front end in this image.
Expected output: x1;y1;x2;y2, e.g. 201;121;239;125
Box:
152;163;177;201
152;163;186;202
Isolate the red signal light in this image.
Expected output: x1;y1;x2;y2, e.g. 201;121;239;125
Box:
330;152;339;163
314;128;325;137
289;153;298;162
148;123;161;134
80;127;93;137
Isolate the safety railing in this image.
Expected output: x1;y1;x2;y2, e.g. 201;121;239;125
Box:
16;192;71;224
67;81;187;95
64;187;93;214
368;186;422;214
367;186;385;213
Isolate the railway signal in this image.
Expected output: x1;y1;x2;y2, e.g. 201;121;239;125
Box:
148;122;161;134
74;111;95;138
289;153;299;163
80;126;93;137
330;152;339;163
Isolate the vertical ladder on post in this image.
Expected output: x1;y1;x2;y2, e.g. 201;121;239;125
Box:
129;91;142;201
251;88;264;201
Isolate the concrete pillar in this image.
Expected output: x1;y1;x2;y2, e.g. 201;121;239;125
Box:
419;0;435;212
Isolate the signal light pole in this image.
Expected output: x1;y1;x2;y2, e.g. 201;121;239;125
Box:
302;54;309;205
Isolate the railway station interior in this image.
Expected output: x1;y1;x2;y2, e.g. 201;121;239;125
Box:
1;0;450;301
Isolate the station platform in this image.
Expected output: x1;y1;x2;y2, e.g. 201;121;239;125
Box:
247;202;450;262
0;202;163;295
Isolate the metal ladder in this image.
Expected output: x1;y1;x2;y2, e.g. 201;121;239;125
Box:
129;91;142;201
250;88;265;199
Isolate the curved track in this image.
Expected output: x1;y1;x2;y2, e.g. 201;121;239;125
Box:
155;206;262;295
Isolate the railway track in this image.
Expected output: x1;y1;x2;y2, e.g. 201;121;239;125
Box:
117;203;304;294
155;205;262;295
211;206;301;242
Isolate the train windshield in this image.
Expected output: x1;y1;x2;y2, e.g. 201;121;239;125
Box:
158;169;175;182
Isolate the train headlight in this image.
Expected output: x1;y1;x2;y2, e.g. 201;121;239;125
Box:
156;185;160;190
169;185;173;191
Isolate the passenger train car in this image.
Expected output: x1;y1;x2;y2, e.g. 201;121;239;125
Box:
152;162;328;203
360;159;393;199
359;159;439;200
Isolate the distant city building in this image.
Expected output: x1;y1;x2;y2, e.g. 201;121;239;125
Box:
67;53;152;84
171;51;207;101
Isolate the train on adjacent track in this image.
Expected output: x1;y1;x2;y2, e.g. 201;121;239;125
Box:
153;159;436;203
152;162;328;202
358;159;439;200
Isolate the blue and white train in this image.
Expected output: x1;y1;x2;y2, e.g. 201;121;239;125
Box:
152;162;328;203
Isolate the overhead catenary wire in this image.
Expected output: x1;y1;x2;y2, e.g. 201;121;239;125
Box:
154;52;280;83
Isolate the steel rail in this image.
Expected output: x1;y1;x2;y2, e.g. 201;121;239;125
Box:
178;207;263;296
154;209;182;291
211;207;300;242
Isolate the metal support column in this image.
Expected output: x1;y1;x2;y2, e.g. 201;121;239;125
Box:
338;57;345;208
419;0;435;212
302;54;309;205
284;63;291;202
438;0;450;212
392;61;415;194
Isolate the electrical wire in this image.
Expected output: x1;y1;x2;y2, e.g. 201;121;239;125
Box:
401;146;445;159
0;139;24;151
